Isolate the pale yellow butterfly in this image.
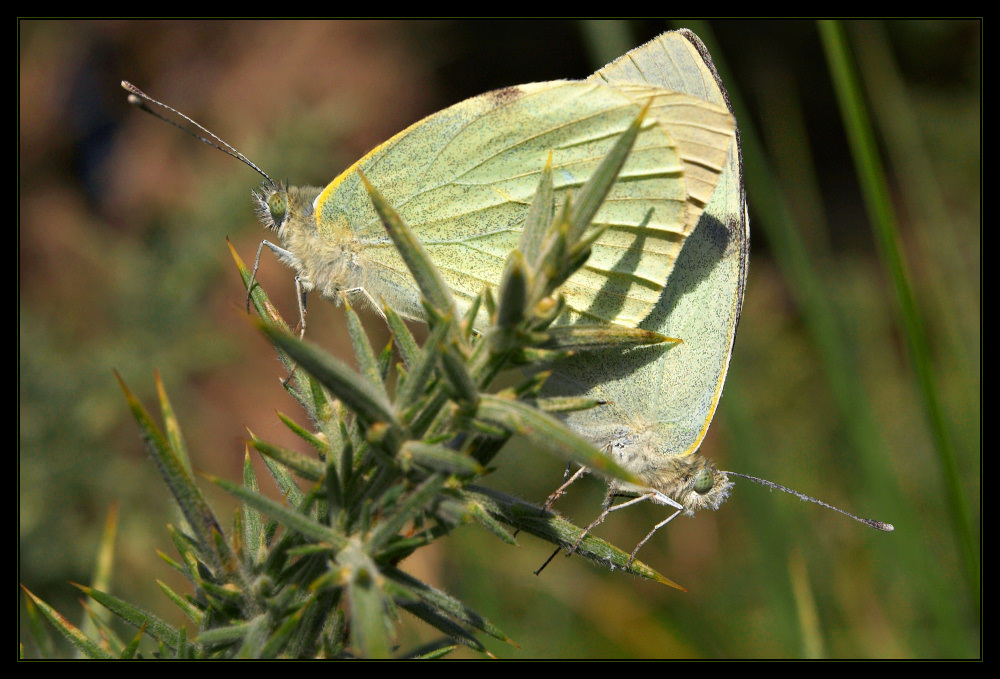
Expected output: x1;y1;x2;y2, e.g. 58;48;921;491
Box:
539;30;890;566
545;30;748;513
241;81;735;333
125;78;732;331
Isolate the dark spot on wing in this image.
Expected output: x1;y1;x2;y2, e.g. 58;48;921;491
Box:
488;86;524;104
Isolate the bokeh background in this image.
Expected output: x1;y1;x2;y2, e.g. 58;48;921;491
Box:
19;20;980;658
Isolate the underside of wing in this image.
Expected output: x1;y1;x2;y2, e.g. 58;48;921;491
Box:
550;30;750;457
591;29;748;274
316;80;734;327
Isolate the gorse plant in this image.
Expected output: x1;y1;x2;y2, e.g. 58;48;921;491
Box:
21;109;684;659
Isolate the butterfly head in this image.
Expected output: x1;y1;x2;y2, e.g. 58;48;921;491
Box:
609;428;733;515
253;180;291;232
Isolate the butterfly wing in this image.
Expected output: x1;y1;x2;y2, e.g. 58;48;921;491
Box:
314;79;734;327
553;29;749;462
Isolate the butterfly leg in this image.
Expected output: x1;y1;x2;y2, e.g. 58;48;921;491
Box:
247;240;309;386
293;276;308;339
346;287;387;321
568;490;659;556
619;489;685;566
276;278;310;387
534;481;621;575
248;240;297;311
627;506;683;568
536;445;608;524
543;464;588;513
517;463;587;541
534;489;658;576
249;239;309;335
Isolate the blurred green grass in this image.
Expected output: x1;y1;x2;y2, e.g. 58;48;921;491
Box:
19;19;979;658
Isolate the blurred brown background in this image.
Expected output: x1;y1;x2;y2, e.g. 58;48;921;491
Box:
19;20;980;658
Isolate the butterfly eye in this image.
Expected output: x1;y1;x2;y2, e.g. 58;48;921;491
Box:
693;469;714;495
268;192;288;228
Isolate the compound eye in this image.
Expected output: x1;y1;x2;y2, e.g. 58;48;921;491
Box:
268;191;288;228
693;468;714;495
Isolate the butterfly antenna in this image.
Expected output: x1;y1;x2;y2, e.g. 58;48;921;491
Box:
724;472;894;532
121;81;276;188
